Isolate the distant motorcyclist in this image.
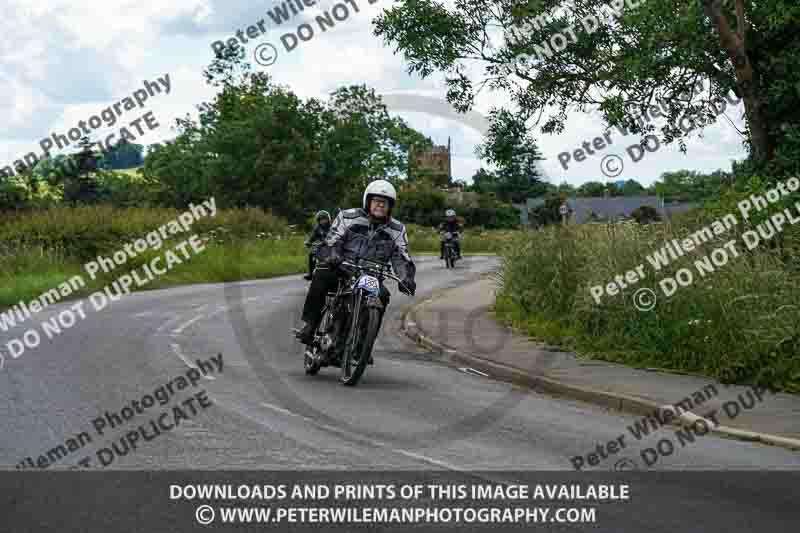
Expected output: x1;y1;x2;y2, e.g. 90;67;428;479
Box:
295;180;416;348
438;209;463;259
303;210;332;281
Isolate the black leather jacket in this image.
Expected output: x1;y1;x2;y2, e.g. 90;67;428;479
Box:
438;220;463;236
318;208;416;282
304;223;330;248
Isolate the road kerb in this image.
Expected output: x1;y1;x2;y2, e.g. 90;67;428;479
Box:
399;289;800;453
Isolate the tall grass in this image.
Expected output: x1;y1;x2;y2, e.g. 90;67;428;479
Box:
496;214;800;393
0;206;304;308
0;207;516;309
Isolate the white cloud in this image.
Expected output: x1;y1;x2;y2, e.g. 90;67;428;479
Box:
0;0;748;186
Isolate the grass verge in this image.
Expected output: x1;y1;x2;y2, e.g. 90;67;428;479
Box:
0;207;512;311
495;196;800;393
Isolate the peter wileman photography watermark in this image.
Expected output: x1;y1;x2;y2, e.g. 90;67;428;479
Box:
570;382;775;470
0;198;217;368
14;353;223;469
253;0;380;67
1;74;172;181
210;0;337;58
555;79;743;177
589;177;800;310
505;0;644;67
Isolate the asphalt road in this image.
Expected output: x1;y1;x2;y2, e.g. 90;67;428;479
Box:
3;255;800;530
2;254;799;472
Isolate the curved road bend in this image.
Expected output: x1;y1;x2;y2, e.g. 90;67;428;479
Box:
2;255;799;474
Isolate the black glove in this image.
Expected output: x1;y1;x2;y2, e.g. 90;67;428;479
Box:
399;278;416;296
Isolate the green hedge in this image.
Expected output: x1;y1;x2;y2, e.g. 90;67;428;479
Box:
394;189;519;229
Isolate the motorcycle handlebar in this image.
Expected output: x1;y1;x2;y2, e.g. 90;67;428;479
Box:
339;260;409;290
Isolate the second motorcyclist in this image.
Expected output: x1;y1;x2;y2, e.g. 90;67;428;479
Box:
438;209;463;260
303;210;332;280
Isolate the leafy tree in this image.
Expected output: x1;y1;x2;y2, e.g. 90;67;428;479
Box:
476;109;547;203
60;137;101;204
650;169;731;202
576;181;611;197
98;139;144;170
619;179;646;196
143;50;434;221
374;0;800;178
468;167;499;195
556;181;576;196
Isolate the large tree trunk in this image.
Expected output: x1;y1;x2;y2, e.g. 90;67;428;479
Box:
703;0;773;160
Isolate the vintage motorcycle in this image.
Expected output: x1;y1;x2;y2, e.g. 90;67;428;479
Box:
302;257;412;386
442;232;459;269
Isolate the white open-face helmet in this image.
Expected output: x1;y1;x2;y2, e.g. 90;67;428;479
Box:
446;209;456;217
363;179;397;212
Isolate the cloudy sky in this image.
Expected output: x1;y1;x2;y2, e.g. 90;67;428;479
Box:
0;0;748;187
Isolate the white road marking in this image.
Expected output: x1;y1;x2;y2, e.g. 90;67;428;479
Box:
205;305;231;318
169;342;215;380
170;342;198;368
132;311;154;318
172;314;206;335
156;314;186;333
260;402;297;417
460;367;489;378
392;449;462;470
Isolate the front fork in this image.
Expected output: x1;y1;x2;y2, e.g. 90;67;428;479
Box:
344;290;364;358
343;289;384;358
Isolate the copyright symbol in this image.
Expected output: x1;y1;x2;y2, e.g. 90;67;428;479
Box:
614;458;638;471
600;154;624;178
632;288;657;312
196;505;215;525
254;43;278;66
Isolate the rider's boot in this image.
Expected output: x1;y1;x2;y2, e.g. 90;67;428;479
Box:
295;321;316;345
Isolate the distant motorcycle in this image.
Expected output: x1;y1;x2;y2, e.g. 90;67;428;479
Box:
300;258;412;386
442;232;459;269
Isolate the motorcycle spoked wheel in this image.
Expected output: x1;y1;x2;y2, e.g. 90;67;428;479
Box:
340;303;381;386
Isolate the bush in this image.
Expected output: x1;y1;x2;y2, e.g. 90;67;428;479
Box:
393;189;448;227
630;205;661;224
495;180;800;392
0;205;290;263
92;169;161;207
394;189;518;229
529;195;562;227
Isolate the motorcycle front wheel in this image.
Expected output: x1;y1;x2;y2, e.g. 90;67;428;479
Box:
340;305;381;386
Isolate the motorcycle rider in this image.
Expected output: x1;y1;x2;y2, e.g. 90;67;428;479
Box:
438;209;463;259
303;210;332;281
295;180;417;349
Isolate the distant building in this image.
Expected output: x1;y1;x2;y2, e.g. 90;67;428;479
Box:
411;137;452;186
516;196;699;226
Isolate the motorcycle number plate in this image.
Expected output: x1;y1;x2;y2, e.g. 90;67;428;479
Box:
356;275;380;294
